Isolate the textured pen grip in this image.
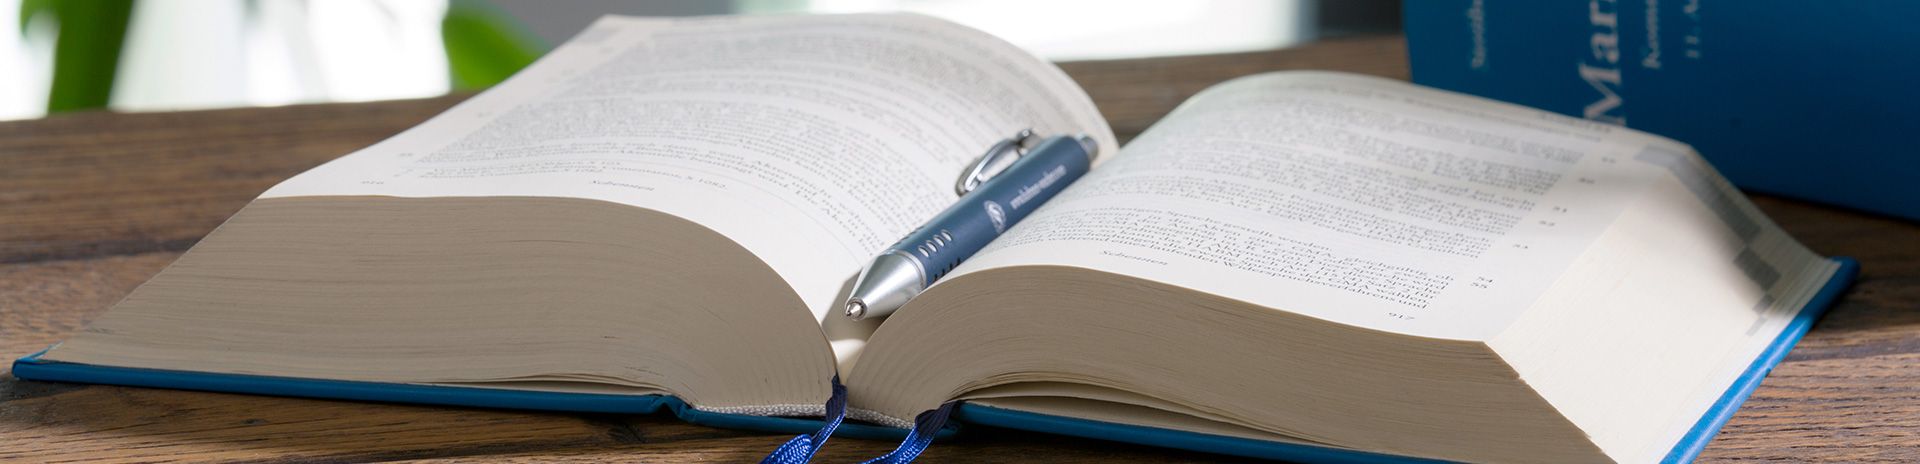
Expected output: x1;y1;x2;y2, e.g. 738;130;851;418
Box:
886;136;1092;286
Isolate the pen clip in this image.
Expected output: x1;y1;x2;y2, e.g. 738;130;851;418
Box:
955;129;1037;196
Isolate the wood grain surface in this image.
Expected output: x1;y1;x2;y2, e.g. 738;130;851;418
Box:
3;35;1917;463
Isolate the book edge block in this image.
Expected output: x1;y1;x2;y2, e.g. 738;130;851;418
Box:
11;257;1860;461
954;256;1858;463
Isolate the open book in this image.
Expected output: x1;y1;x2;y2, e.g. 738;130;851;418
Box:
16;14;1854;463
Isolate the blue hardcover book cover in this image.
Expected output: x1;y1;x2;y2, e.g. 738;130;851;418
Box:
15;258;1858;463
1405;1;1920;221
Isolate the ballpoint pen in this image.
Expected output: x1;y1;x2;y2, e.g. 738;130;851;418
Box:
843;129;1098;320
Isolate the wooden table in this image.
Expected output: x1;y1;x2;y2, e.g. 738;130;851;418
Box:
3;35;1917;463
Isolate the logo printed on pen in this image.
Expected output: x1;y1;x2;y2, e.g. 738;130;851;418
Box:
984;201;1008;233
846;132;1094;321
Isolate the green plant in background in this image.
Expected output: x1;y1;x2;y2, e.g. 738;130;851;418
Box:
20;0;545;114
20;0;135;113
442;0;543;91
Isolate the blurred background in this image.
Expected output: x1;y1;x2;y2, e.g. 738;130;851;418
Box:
2;0;1401;120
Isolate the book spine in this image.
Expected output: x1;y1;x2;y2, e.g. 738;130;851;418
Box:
1405;0;1920;221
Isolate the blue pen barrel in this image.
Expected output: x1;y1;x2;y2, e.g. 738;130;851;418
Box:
843;134;1096;320
889;136;1093;285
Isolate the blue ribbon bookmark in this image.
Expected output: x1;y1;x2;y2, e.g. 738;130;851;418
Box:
759;377;849;464
859;402;958;464
757;377;957;464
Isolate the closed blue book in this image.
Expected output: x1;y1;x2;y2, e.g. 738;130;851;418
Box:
1405;0;1920;221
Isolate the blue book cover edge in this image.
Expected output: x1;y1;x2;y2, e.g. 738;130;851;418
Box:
11;257;1858;461
9;350;914;441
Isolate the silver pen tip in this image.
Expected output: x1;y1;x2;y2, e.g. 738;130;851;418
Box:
845;300;867;320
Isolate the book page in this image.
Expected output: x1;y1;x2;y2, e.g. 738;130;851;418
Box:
258;13;1115;343
952;71;1673;340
